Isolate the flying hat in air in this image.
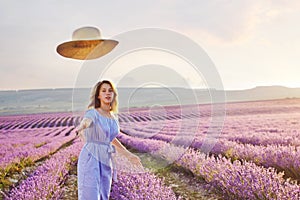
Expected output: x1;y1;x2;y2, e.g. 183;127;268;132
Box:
56;26;118;60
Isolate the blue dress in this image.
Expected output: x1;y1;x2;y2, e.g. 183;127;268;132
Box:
77;108;119;200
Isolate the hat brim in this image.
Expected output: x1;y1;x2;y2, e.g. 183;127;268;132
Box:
56;39;118;60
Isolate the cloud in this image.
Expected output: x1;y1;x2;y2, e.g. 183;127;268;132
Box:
159;0;300;44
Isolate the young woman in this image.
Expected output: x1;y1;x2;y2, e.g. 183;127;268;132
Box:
76;80;142;200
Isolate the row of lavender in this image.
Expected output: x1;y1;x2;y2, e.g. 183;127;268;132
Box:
120;107;300;146
121;118;300;180
0;113;81;130
2;98;300;132
0;105;204;130
1;98;300;199
5;139;82;199
0;126;77;197
0;115;180;199
117;132;300;199
0;127;75;169
4;137;178;200
119;100;300;181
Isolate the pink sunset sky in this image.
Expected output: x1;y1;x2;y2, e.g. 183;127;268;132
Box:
0;0;299;91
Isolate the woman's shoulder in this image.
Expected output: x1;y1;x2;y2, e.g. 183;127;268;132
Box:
85;108;95;114
84;108;96;119
111;112;119;120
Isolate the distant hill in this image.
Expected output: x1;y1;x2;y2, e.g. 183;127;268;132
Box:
225;86;300;102
0;86;299;116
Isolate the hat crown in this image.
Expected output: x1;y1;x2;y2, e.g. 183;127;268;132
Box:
72;27;102;41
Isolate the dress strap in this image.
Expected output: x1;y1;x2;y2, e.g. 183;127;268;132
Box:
85;140;118;182
86;141;116;153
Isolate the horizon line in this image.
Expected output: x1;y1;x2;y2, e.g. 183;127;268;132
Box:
0;85;299;92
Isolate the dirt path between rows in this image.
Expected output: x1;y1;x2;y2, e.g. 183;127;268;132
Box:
137;152;224;200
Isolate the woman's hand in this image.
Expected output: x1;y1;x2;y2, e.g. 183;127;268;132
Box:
75;118;92;138
128;154;142;167
111;138;143;169
74;127;85;142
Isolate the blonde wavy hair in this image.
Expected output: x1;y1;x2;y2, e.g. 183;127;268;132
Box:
88;80;118;113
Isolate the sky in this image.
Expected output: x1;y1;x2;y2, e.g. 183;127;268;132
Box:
0;0;300;91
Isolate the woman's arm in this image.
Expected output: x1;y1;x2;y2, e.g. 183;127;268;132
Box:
75;118;92;138
111;137;142;166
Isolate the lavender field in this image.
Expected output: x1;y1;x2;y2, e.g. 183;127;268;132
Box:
1;98;300;199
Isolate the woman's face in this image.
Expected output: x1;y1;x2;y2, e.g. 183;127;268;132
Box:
98;83;114;105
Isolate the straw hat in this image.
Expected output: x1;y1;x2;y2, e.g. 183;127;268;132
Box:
56;26;118;60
